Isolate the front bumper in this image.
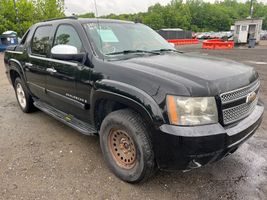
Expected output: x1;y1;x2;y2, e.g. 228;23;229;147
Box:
154;102;264;170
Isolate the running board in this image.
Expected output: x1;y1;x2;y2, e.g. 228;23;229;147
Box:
34;100;97;136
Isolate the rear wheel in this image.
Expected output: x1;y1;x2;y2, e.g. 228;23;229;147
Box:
99;109;155;183
14;77;35;113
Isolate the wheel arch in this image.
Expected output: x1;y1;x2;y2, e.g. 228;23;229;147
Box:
8;59;26;86
91;80;165;131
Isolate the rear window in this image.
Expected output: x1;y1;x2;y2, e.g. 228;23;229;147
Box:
31;25;52;56
0;37;8;45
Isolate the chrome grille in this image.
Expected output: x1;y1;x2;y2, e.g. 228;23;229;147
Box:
220;81;260;104
222;97;258;124
220;80;259;125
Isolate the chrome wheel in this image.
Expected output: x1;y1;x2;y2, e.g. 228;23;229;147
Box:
16;83;26;109
108;128;137;169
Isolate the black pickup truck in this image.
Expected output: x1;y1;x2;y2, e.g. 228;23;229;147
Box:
4;17;264;183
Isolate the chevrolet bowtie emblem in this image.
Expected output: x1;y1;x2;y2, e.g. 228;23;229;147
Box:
246;91;257;103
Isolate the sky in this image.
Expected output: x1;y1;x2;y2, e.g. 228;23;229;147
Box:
64;0;267;16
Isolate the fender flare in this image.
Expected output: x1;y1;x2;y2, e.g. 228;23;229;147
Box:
8;59;26;83
91;79;165;128
7;59;32;95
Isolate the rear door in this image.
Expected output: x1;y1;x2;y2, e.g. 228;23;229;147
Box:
26;25;52;99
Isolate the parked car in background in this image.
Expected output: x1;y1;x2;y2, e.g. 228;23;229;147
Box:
0;31;19;52
196;31;233;40
260;30;267;40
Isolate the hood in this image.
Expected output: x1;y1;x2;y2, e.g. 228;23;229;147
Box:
116;52;258;96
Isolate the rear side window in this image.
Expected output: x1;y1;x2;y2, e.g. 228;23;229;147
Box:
31;25;52;56
54;25;83;53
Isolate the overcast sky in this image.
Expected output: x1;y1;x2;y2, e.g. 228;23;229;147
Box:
64;0;267;16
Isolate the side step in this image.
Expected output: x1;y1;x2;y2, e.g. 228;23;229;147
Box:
34;100;97;136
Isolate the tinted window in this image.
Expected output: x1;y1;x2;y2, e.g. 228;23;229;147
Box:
0;37;8;45
31;26;52;56
54;25;82;52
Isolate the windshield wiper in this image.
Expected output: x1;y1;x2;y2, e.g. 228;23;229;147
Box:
152;49;183;53
106;50;160;56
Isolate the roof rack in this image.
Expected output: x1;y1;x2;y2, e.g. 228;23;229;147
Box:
42;16;78;22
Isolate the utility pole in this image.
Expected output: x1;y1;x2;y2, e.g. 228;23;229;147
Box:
13;0;22;36
250;0;254;19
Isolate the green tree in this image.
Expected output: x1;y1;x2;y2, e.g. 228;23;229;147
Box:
0;0;65;36
75;0;267;31
33;0;64;21
1;0;267;37
79;12;95;18
143;3;165;29
0;0;34;35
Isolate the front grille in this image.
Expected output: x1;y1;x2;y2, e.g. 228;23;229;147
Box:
220;80;260;125
220;81;260;104
222;97;258;124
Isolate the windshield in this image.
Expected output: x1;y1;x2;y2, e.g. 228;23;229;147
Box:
83;22;175;58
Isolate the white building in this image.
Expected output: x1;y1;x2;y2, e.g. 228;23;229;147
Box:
234;19;262;44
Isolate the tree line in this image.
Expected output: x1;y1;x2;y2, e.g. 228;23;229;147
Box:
82;0;267;32
0;0;267;37
0;0;64;36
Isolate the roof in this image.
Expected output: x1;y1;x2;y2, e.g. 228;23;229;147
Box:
41;16;134;24
78;18;134;24
159;28;183;31
235;18;263;23
2;30;17;35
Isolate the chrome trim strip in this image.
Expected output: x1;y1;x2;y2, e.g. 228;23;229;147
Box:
5;50;23;54
28;82;46;92
28;82;87;109
46;89;87;110
29;54;78;67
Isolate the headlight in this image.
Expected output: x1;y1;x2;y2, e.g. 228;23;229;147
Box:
166;95;218;126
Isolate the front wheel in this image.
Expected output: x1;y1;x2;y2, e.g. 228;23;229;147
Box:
99;109;155;183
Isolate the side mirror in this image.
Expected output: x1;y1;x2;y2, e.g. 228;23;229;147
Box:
51;44;85;62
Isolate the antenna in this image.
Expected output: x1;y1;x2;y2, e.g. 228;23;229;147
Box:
93;0;99;18
93;0;103;57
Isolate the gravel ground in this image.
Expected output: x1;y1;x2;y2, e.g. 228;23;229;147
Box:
0;45;267;200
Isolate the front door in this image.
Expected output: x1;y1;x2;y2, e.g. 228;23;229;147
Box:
45;24;90;121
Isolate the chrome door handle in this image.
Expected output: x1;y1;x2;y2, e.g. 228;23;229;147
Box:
46;68;57;73
25;62;33;67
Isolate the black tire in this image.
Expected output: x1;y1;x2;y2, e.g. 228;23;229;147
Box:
99;109;155;183
14;77;35;113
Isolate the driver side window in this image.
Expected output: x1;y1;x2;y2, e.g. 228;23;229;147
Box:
54;25;83;53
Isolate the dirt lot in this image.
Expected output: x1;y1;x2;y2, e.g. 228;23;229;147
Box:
0;45;267;200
